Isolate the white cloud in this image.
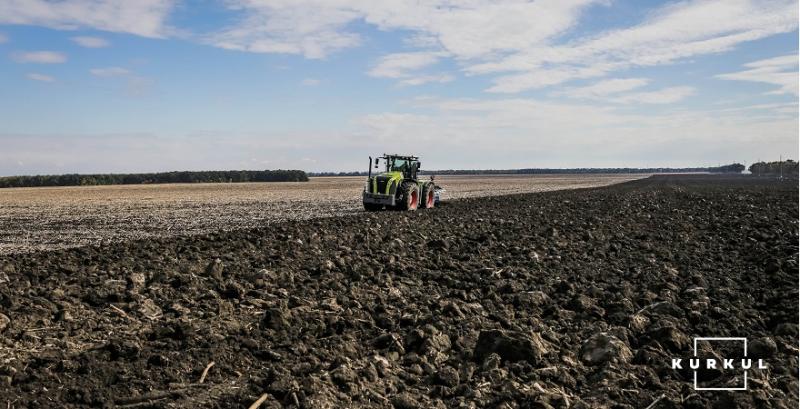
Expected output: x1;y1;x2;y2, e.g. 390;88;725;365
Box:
556;79;693;104
742;54;797;69
2;95;795;174
608;86;696;105
12;51;67;63
202;0;796;94
207;1;363;59
714;102;799;115
558;78;650;99
362;0;600;60
71;36;110;48
0;0;176;38
717;54;798;96
399;74;454;86
353;96;797;168
26;73;55;82
486;65;611;93
0;2;795;174
473;0;798;92
369;52;444;79
90;67;130;77
368;51;453;86
3;1;796;98
207;0;599;59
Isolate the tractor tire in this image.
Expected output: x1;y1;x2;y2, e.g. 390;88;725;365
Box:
399;182;419;211
364;202;382;211
421;182;435;209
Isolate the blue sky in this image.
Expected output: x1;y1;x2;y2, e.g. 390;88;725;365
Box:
0;0;797;175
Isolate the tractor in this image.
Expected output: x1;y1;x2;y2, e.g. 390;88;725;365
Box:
363;154;438;211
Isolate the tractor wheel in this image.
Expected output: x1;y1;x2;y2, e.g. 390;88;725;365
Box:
364;202;382;211
399;182;419;211
421;182;435;209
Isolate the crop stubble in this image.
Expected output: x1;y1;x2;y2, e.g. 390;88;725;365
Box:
0;174;641;254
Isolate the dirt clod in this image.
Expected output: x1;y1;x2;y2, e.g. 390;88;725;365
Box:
750;337;778;359
580;332;633;365
474;329;548;365
0;313;9;332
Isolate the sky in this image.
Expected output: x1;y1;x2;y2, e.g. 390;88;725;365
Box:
0;0;798;175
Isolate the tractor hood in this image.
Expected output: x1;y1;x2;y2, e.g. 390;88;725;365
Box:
367;171;403;195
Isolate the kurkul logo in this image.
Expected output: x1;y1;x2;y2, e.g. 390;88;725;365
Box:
670;337;768;391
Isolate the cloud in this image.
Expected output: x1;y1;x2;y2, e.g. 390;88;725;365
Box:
207;0;599;59
486;65;611;93
369;52;444;78
368;51;453;86
0;0;177;38
353;96;797;168
2;92;795;175
207;1;363;59
472;0;798;92
203;1;796;94
558;78;650;99
717;54;798;96
714;102;799;115
0;33;7;43
3;1;795;98
90;67;130;77
398;74;454;86
0;131;371;175
71;36;110;48
363;0;599;60
25;73;55;82
741;54;798;69
301;78;320;86
11;51;67;63
608;86;696;105
557;80;694;104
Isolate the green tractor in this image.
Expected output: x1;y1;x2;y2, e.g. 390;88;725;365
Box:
363;154;437;211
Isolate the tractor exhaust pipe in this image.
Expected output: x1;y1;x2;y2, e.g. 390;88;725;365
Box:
368;156;372;180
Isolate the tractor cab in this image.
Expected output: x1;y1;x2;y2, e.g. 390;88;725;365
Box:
384;155;419;180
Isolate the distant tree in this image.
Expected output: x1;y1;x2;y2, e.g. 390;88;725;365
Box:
749;160;798;177
709;163;745;173
0;170;309;188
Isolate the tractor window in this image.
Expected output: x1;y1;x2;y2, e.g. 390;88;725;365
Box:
389;158;409;172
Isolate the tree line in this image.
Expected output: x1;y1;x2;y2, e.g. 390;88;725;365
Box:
0;170;309;188
426;164;747;175
749;160;798;177
309;163;747;177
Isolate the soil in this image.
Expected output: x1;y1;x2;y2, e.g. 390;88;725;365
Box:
0;175;796;408
0;174;641;254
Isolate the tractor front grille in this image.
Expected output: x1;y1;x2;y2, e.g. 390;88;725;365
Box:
375;176;390;194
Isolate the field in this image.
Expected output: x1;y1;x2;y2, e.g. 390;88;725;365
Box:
0;175;796;408
0;174;641;254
